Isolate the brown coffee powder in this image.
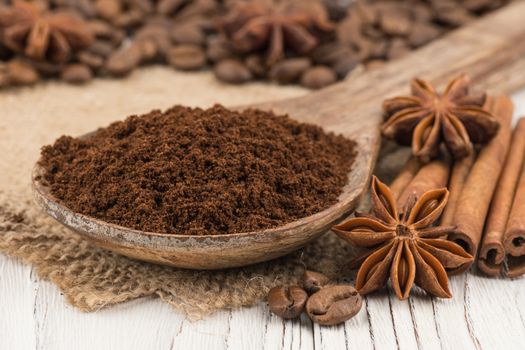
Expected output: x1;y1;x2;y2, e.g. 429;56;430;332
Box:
39;105;356;235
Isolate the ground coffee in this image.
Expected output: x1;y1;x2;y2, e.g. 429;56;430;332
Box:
39;105;356;235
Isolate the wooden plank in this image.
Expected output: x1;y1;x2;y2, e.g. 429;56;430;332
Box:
0;256;37;350
31;281;182;350
362;294;399;349
467;275;525;349
171;310;229;349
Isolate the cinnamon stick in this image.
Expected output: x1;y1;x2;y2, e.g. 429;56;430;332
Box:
442;97;494;227
503;120;525;277
448;96;513;274
389;156;421;200
479;118;525;276
440;154;475;226
397;156;451;207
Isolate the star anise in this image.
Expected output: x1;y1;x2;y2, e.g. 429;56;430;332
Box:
218;0;334;65
381;74;500;162
332;176;473;299
0;1;94;63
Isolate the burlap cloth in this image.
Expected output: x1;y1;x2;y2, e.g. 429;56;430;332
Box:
0;67;408;319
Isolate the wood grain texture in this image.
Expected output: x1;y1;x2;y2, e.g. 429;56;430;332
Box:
2;253;525;350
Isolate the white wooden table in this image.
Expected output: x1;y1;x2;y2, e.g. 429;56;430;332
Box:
2;91;525;350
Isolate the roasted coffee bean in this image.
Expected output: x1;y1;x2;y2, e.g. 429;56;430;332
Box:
333;56;359;79
60;63;93;84
306;285;362;326
387;38;411;60
7;60;39;86
366;59;385;70
323;0;354;21
206;36;234;62
433;5;474;27
300;66;336;89
0;64;10;88
167;45;207;70
311;42;352;65
411;3;433;23
157;0;184;16
110;29;126;47
77;51;104;69
132;0;154;13
105;44;142;76
87;20;114;39
269;58;311;84
302;270;330;294
115;9;145;29
87;40;115;58
95;0;121;20
379;10;412;36
214;59;252;84
136;39;158;62
267;286;308;319
135;25;172;56
244;54;266;77
408;22;442;47
171;23;205;46
353;1;377;24
366;39;389;59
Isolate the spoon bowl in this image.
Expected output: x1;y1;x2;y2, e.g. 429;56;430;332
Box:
32;130;375;269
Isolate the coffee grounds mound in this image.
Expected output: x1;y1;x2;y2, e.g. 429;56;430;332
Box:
39;105;356;235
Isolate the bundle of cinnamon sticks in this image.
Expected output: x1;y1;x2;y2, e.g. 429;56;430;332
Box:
388;96;525;277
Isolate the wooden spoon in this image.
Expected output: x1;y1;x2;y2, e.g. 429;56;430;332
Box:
33;2;525;269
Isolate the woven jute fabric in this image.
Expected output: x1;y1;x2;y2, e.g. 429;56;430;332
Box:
0;67;407;319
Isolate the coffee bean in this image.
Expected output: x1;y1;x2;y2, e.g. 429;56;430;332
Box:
269;58;311;84
136;24;172;56
366;59;385;70
366;39;389;59
333;56;359;79
267;286;308;319
87;20;114;39
387;38;411;60
302;270;330;294
214;59;252;84
300;66;336;89
7;60;39;86
311;42;351;65
60;63;93;84
157;0;184;16
167;45;207;70
306;285;362;326
411;3;433;23
379;10;412;36
115;9;145;29
87;40;115;58
171;23;205;46
105;44;142;76
408;22;442;47
0;63;11;88
136;39;158;62
206;36;234;62
132;0;154;13
323;0;354;21
77;51;104;69
244;54;266;77
95;0;121;20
